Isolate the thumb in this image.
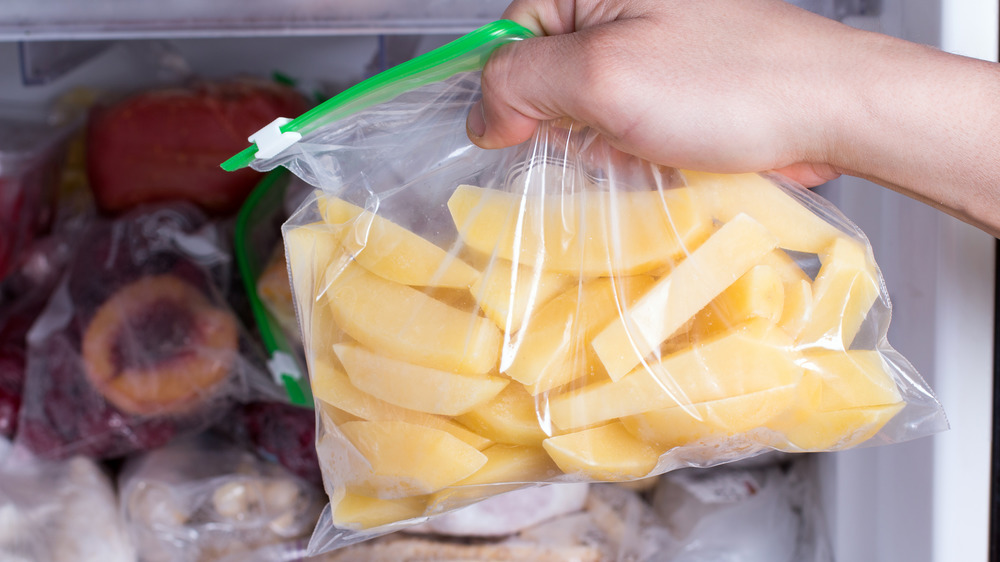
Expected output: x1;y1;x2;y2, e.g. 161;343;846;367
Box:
467;34;586;149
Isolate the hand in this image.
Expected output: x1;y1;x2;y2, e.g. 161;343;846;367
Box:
470;0;1000;236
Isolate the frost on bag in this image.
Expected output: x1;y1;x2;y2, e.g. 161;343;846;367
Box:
15;203;273;460
227;21;946;551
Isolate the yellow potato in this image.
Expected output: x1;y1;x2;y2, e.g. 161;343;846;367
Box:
504;276;655;394
334;343;509;416
332;492;428;530
796;237;880;349
542;422;660;481
455;383;549;446
428;444;561;512
767;349;904;450
681;170;846;253
552;320;803;431
471;259;574;331
311;358;492;450
690;264;785;341
592;214;779;380
326;262;501;375
339;420;488;499
448;184;712;276
317;195;480;289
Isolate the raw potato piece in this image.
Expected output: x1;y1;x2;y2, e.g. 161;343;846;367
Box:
621;383;800;449
327;262;501;375
796;237;880;348
311;358;492;450
472;260;574;331
428;444;561;511
448;185;712;276
284;222;346;310
333;492;428;530
333;343;509;416
542;422;660;481
505;276;656;394
455;383;549;446
690;265;784;341
318;195;480;289
339;420;488;499
552;320;803;431
767;349;904;450
682;170;846;253
592;213;779;380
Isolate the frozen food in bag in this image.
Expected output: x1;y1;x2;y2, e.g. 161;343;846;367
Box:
222;20;947;552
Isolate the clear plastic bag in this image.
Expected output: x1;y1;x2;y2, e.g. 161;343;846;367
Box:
223;20;947;552
118;433;325;562
0;440;136;562
14;203;276;460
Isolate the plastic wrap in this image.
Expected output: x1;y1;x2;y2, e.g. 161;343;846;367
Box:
14;203;274;460
118;434;325;562
0;236;74;439
222;21;947;551
86;78;309;216
0;440;135;562
0;115;72;281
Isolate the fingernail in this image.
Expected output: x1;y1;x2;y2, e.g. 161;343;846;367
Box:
467;100;486;138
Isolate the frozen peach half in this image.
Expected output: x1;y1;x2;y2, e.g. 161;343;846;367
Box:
81;274;238;415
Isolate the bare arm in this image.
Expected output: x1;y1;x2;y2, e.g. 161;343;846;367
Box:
468;0;1000;236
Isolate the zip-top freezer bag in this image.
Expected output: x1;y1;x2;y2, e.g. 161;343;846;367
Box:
223;21;947;552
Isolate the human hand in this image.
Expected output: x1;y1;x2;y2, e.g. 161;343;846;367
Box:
468;0;857;187
470;0;1000;236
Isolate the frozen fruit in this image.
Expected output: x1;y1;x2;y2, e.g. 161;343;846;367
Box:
87;79;309;215
82;274;239;415
239;401;322;487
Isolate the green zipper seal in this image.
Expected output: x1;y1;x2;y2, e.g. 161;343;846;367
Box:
234;168;313;406
221;20;534;172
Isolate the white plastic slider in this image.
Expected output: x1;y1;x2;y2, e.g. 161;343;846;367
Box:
267;350;303;386
249;117;302;160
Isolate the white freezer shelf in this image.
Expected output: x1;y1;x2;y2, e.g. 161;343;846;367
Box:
1;0;869;41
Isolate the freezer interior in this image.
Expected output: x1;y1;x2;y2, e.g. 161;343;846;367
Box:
0;0;995;560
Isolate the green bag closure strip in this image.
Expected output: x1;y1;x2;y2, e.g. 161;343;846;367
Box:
221;20;535;172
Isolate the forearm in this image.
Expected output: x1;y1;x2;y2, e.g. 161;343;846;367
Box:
830;30;1000;236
